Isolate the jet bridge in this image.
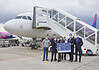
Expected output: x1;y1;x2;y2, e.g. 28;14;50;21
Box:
33;6;99;54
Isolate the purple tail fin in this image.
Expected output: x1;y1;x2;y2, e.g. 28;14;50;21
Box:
92;14;97;28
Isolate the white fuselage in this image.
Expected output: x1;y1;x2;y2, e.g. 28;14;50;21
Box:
4;13;59;38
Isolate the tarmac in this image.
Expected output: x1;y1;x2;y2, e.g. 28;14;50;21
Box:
0;46;99;70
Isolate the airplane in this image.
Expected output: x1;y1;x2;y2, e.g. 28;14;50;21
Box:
4;7;60;41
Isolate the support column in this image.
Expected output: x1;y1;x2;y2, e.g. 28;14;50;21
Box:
32;6;36;28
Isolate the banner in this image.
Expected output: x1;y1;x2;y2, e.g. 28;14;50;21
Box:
57;43;71;53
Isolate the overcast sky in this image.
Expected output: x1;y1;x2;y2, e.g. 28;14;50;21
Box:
0;0;99;28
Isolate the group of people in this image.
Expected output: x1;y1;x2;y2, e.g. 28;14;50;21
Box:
42;33;83;63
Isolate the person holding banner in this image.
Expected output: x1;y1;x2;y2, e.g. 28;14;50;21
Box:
61;37;66;60
50;35;57;62
57;37;66;62
68;33;75;62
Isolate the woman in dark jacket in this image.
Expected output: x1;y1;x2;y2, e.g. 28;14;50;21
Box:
50;38;57;62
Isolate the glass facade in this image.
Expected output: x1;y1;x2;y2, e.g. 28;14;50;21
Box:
58;18;65;27
52;14;58;22
67;23;74;31
59;13;65;21
66;17;73;25
76;22;84;31
50;10;58;18
85;27;95;37
76;28;84;38
86;34;95;44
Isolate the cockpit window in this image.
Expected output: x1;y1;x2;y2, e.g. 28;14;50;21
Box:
15;16;32;20
16;16;22;19
27;16;32;20
22;16;27;20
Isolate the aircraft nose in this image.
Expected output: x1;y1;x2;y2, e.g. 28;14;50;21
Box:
4;20;15;32
4;23;10;31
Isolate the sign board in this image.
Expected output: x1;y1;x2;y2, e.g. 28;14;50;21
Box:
57;43;71;53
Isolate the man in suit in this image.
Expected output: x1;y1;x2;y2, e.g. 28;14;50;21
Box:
68;33;75;62
75;35;83;62
50;34;57;62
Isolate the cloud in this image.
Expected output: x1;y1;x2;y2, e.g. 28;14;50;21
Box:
78;0;99;8
0;0;33;14
0;0;99;24
0;0;98;15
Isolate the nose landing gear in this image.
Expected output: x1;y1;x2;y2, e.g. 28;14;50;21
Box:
31;38;40;49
